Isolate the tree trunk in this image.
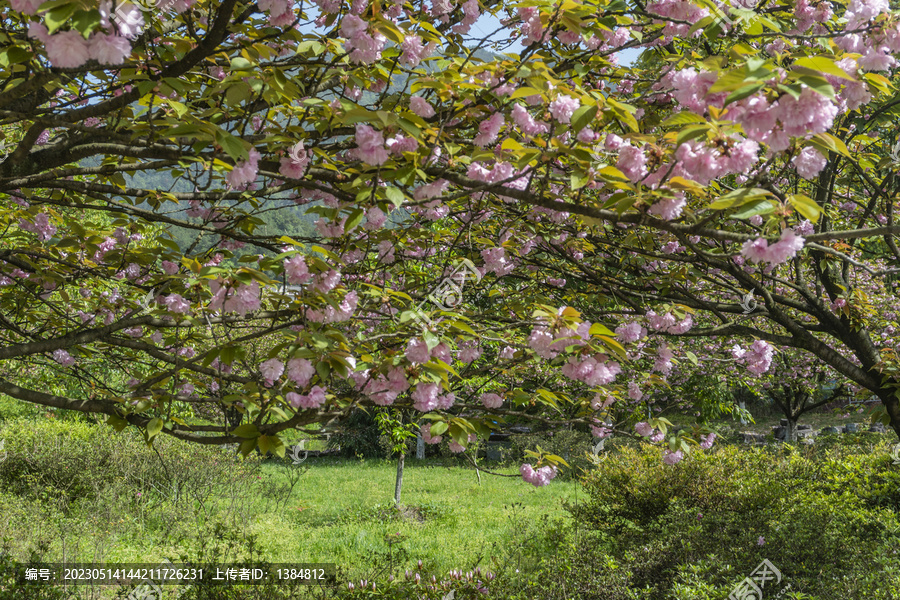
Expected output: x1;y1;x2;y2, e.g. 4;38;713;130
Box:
784;418;797;444
394;452;404;505
416;432;425;459
876;387;900;441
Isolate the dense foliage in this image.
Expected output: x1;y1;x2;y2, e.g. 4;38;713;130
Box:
3;0;900;486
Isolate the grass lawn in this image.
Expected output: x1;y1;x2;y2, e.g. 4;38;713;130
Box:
250;457;579;575
0;416;580;584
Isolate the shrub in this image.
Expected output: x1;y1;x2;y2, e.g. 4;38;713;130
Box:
509;444;900;599
506;429;594;480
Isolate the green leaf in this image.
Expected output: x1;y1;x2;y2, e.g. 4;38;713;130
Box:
810;133;851;159
589;323;616;337
731;199;776;220
230;57;255;72
384;186;405;208
788;193;822;223
676;124;710;146
570;104;599;133
661;112;708;127
344;208;365;232
232;424;260;438
430;422;449;437
793;56;856;81
146;418;164;439
216;131;249;162
107;415;128;432
708;188;771;210
44;3;79;34
239;438;257;457
725;83;765;106
795;74;835;99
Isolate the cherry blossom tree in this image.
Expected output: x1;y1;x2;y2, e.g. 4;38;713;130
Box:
4;0;900;488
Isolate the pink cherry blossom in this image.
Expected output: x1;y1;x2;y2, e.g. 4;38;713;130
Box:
511;103;549;137
481;393;503;409
351;124;390;165
53;349;75;367
89;33;131;65
410;96;435;118
474;112;505;147
648;195;686;221
163;294;191;314
284;255;311;284
226;149;260;189
405;338;431;364
260;358;284;386
635;422;654;437
663;450;684;465
279;141;309;179
286;358;315;387
46;31;91;69
421;423;443;444
548;94;580;123
792;147;827;180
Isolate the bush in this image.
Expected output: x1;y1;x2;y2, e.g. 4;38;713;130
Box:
507;428;594;480
0;417;256;516
508;444;900;599
328;409;387;459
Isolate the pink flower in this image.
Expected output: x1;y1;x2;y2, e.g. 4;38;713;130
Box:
410;96;435;118
208;279;261;316
628;382;643;401
405;338;431;364
52;349;76;367
481;393;503;409
741;238;770;263
421;423;443;444
520;463;557;486
279;141;309;179
88;33;131;65
161;260;179;275
604;134;624;151
260;358;284;386
662;450;684;465
289;385;327;409
648;196;686;221
286;358;315;387
700;432;717;449
511;103;549;137
9;0;43;14
226;149;260;189
617;144;647;182
45;31;90;69
412;382;440;412
400;34;426;67
457;340;482;364
19;212;57;241
792;147;827;180
765;229;805;265
775;88;836;138
518;6;545;44
474;112;505;147
635;422;654;437
284;255;311;284
548;95;580;123
163;294;191;314
352;124;390;165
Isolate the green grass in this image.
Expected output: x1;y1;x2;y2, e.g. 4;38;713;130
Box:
0;415;579;582
251;457;579;572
